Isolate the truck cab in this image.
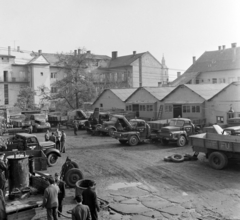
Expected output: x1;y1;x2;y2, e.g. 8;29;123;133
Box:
158;118;199;147
29;114;51;133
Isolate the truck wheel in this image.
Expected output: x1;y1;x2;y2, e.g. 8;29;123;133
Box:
47;153;58;167
177;135;187;147
128;135;139;146
162;139;169;145
65;168;84;188
209;152;228;170
70;161;79;169
119;140;127;145
108;128;116;137
171;154;184;162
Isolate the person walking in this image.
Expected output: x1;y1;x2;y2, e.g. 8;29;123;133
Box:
72;195;91;220
45;130;50;141
74;121;78;136
55;129;61;151
54;173;66;218
82;182;100;220
0;153;7;196
42;176;59;220
60;131;66;153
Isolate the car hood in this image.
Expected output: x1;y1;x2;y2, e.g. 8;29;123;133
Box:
103;121;115;126
161;126;181;132
39;141;55;148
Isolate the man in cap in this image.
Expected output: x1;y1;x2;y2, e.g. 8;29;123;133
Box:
42;176;59;220
54;172;66;217
82;182;99;220
0;153;7;196
72;195;91;220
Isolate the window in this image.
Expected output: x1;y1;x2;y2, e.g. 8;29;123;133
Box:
219;78;226;83
100;103;103;107
41;72;43;76
216;116;224;123
4;84;9;105
192;106;196;113
196;106;200;112
191;105;200;113
212;78;217;84
129;105;132;111
142;105;145;111
149;105;153;111
165;105;172;112
4;71;8;82
140;105;142;111
126;106;128;111
51;72;57;78
196;79;199;84
183;105;190;113
147;105;150;111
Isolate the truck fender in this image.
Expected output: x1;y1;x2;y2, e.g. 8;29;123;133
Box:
45;148;61;157
129;133;141;141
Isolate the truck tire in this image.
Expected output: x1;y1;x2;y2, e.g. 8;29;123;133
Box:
162;139;169;145
119;140;128;145
47;153;58;167
64;168;84;188
128;135;139;146
108;128;116;137
177;135;187;147
171;154;184;162
209;152;228;170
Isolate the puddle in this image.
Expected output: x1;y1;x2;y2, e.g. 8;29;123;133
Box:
107;182;142;190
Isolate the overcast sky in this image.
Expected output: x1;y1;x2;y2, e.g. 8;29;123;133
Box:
0;0;239;80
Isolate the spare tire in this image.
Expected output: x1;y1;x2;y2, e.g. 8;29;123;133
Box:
164;156;172;162
65;168;84;188
171;154;184;163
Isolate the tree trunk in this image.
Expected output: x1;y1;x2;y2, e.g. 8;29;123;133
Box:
76;93;79;109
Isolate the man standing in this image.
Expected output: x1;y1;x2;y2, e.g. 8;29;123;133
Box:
0;153;7;196
42;176;59;220
49;132;56;144
45;130;50;141
74;121;78;136
55;129;61;151
54;173;65;218
60;131;66;153
72;195;91;220
82;182;100;220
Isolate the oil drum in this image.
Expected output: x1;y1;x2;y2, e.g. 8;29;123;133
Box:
8;153;29;193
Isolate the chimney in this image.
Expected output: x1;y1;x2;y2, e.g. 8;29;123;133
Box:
193;56;196;64
112;51;118;59
177;72;181;78
38;50;42;55
8;46;11;56
78;49;81;55
17;46;20;52
218;46;221;50
74;50;77;56
133;51;136;55
231;43;237;48
87;50;91;54
222;45;225;50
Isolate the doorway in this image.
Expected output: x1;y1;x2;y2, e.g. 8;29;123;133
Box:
132;104;139;117
173;105;182;118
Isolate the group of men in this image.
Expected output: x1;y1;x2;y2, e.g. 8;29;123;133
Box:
42;173;99;220
45;129;66;153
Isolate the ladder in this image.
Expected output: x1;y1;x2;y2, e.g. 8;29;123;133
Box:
157;105;163;119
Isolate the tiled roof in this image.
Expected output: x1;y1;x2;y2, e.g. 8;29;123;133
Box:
170;72;200;86
107;52;146;68
186;47;240;73
92;88;136;105
144;87;176;100
0;48;33;64
184;84;229;100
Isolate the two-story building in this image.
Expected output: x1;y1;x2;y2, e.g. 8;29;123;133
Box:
171;43;240;86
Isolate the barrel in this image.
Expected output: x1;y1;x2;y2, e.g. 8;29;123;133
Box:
75;179;95;197
8;153;29;193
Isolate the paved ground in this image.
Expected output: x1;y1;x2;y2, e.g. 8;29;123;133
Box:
34;128;240;220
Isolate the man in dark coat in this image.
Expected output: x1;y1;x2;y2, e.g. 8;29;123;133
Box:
42;176;59;220
72;195;91;220
0;153;7;196
82;182;100;220
74;121;78;135
54;172;66;217
60;131;66;153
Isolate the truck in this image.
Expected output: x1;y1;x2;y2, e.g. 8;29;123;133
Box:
157;118;202;147
3;133;61;166
29;114;51;132
96;114;132;136
112;118;159;146
66;109;91;130
190;129;240;170
48;111;68;127
9;114;31;129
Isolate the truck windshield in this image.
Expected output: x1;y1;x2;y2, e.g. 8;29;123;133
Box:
169;120;184;127
35;115;46;121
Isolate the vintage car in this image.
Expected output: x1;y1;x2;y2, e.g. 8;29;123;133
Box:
158;118;200;147
3;133;61;166
96;114;131;136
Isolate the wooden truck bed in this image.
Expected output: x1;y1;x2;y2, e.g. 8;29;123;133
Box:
190;133;240;153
